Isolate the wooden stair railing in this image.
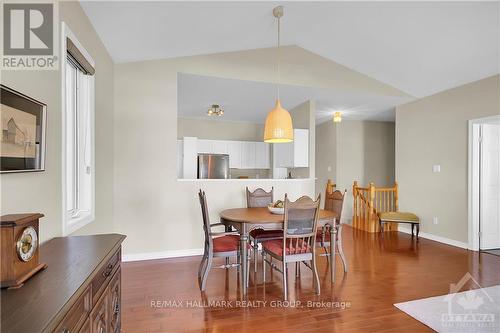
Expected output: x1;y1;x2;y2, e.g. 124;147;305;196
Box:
353;181;399;232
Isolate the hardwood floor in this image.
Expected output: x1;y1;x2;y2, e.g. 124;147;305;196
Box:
121;226;500;332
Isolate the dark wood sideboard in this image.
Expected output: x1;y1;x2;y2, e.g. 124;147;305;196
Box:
1;234;126;333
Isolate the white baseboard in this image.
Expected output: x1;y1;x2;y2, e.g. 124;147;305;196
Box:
398;226;469;250
122;248;203;262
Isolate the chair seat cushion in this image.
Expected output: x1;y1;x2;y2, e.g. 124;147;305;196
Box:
378;212;419;223
262;239;311;256
213;235;240;253
249;229;283;240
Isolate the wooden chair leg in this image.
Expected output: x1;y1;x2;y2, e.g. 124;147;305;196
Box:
416;224;420;239
337;225;347;273
200;255;213;291
331;227;337;283
247;255;250;288
312;256;321;295
197;252;208;287
254;242;258;273
262;251;266;283
283;262;288;301
411;224;414;237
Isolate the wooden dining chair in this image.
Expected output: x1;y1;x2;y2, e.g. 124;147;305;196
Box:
198;190;249;291
316;183;348;279
261;194;321;300
246;187;283;272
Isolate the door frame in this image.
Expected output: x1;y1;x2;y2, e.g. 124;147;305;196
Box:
468;115;500;251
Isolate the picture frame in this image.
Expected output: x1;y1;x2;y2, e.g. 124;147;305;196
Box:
1;84;47;173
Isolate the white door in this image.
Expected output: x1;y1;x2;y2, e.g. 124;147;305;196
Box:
480;124;500;249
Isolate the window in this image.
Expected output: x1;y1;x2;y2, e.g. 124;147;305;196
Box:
63;24;95;235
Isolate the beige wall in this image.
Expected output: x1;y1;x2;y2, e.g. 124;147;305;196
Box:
0;1;115;241
177;117;264;141
114;46;404;256
316;120;395;222
396;75;500;243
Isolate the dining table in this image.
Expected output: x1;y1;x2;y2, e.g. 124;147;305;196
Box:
219;207;338;296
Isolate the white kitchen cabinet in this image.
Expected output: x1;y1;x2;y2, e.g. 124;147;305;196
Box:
197;139;213;153
227;141;242;169
212;140;228;154
255;142;270;169
274;129;309;168
241;141;256;169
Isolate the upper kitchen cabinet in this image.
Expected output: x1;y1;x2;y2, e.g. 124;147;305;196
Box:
274;129;309;168
255;142;271;169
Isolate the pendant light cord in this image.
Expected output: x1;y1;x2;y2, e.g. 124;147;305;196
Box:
276;14;281;101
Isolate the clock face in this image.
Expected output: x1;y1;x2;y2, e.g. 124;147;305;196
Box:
16;226;38;262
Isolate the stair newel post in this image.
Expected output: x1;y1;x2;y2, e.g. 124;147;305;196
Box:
394;182;399;212
353;181;358;229
369;182;376;232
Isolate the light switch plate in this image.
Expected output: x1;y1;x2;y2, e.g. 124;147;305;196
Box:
432;165;441;173
433;217;439;225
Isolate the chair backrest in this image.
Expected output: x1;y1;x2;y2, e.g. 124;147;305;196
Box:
325;186;346;222
283;194;321;254
198;190;213;249
246;187;274;208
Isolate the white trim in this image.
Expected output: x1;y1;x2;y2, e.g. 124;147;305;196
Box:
467;115;500;251
61;22;95;236
398;225;468;249
122;248;204;262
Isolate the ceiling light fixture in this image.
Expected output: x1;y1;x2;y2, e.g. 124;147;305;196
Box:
333;111;342;123
207;104;224;116
263;6;293;143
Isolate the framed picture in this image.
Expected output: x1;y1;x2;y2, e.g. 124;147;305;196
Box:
1;85;47;173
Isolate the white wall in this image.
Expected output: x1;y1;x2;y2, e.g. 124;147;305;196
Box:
0;1;115;241
396;75;500;243
114;46;405;256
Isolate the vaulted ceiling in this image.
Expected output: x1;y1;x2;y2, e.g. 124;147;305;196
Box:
81;1;499;99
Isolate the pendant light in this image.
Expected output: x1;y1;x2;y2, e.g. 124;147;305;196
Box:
263;6;294;143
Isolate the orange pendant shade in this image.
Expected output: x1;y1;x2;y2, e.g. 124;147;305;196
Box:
263;100;294;143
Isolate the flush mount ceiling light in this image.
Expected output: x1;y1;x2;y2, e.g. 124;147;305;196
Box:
207;104;224;116
333;111;342;123
263;6;293;143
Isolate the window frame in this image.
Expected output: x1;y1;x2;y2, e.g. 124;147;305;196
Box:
61;22;95;236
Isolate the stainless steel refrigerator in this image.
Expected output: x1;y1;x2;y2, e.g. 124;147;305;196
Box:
197;154;229;179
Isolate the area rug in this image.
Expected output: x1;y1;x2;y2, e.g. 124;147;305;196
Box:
394;284;500;332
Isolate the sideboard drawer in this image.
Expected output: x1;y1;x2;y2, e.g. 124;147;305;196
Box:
92;249;120;306
55;286;91;333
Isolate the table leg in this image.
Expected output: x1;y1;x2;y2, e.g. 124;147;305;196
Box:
225;224;231;266
330;224;336;284
240;234;249;296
